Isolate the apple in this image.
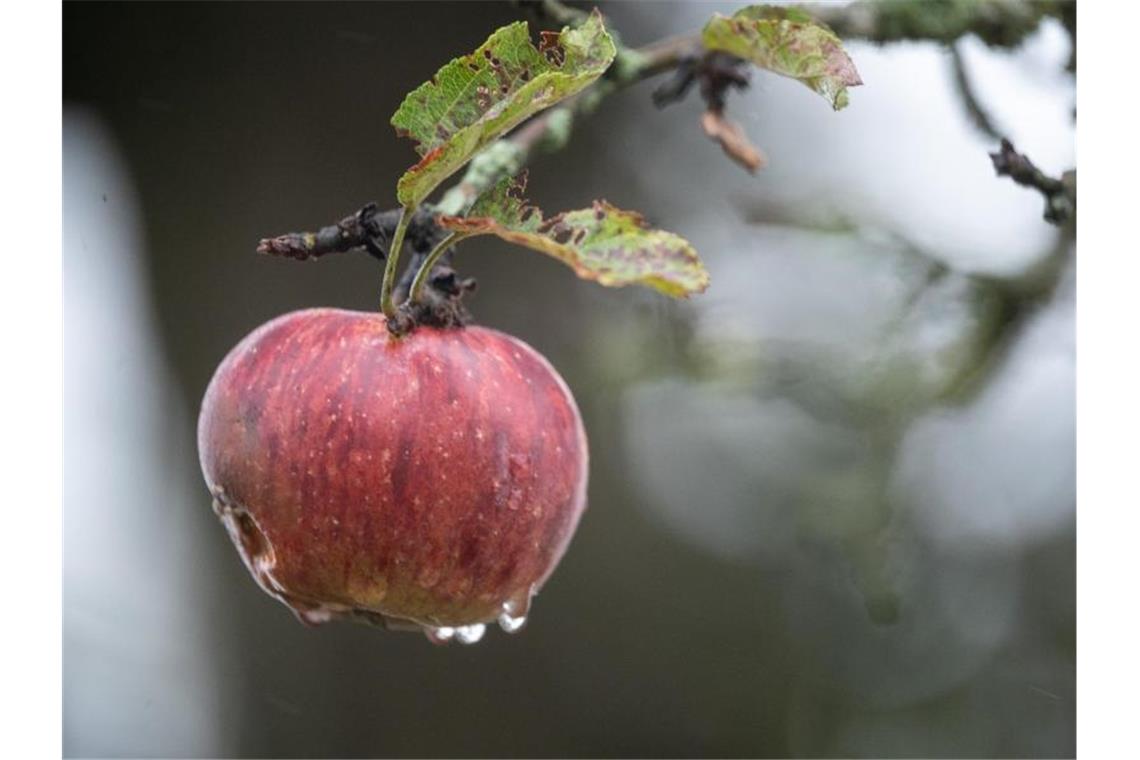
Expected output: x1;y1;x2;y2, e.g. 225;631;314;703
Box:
197;308;588;643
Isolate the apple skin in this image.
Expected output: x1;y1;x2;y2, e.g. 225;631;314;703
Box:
198;308;588;636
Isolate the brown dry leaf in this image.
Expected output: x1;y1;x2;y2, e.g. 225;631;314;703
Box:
701;110;766;173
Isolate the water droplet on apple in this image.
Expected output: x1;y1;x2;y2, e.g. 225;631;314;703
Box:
454;623;486;644
503;587;533;617
497;610;527;634
497;590;532;634
295;608;334;626
425;626;456;645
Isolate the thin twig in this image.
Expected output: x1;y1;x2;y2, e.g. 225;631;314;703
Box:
948;43;1003;141
257;206;439;262
989;139;1076;225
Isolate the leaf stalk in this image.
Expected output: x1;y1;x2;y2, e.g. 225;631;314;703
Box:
380;206;413;319
409;232;470;304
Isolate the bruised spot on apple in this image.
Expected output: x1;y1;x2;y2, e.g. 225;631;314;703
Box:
197;308;588;643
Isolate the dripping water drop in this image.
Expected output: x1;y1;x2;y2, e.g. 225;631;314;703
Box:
425;625;456;645
497;596;529;634
497;611;527;633
454;623;486;644
295;608;334;626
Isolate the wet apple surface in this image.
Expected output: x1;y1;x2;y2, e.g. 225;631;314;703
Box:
198;308;588;643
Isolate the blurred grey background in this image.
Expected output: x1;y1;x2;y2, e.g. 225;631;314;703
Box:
63;2;1075;757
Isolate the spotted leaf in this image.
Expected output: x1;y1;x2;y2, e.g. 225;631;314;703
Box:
391;10;615;207
702;5;862;110
437;173;709;298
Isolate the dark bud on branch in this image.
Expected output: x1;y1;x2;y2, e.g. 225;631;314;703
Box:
429;267;478;298
653;51;760;174
651;54;699;108
651;52;749;112
697;52;750;113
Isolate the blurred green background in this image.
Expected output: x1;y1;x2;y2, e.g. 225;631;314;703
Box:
63;2;1075;757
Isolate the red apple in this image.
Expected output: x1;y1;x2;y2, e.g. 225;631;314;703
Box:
197;308;588;643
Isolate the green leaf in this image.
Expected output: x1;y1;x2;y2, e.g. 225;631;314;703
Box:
437;173;709;298
702;5;862;110
391;10;616;207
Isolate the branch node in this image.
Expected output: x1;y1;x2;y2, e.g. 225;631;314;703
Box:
989;139;1075;226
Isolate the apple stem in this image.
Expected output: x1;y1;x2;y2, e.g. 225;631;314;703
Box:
409;232;472;304
380;206;413;319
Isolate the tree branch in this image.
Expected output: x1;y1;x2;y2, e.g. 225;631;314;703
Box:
989;138;1076;225
513;0;588;28
257;205;441;262
948;43;1003;141
258;26;699;297
806;0;1062;48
